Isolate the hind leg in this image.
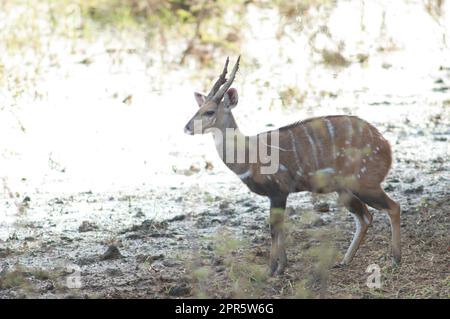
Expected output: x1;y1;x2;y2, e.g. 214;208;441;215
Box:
354;187;401;266
338;191;373;265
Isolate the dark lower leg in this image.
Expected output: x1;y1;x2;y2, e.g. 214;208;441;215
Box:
269;196;287;275
387;201;401;265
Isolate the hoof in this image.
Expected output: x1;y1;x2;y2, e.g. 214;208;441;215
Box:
392;256;401;269
332;262;346;269
269;261;286;277
269;250;287;276
333;258;351;269
269;268;285;277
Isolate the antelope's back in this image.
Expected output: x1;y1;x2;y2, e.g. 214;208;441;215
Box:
277;115;392;192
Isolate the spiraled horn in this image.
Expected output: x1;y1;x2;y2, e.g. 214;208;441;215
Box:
206;57;229;100
212;56;240;103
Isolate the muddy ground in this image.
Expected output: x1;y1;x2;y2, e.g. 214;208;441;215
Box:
0;104;448;299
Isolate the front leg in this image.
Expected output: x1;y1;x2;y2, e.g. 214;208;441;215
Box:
269;195;288;276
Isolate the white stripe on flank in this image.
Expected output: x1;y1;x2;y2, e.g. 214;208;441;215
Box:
302;125;319;170
358;121;365;137
324;118;336;159
279;164;288;172
308;167;335;176
288;129;303;175
260;140;291;152
313;128;324;163
367;126;374;142
320;167;335;174
346;117;353;146
238;170;252;180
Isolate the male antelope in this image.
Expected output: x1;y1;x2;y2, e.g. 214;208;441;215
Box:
184;57;401;275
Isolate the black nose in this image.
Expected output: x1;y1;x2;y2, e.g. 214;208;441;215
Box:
184;125;193;135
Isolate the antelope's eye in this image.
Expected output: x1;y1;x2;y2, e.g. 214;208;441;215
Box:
204;110;215;116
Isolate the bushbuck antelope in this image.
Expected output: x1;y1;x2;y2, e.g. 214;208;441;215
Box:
184;56;401;275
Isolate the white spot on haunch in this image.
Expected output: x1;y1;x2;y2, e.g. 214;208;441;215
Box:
238;170;252;180
361;166;367;173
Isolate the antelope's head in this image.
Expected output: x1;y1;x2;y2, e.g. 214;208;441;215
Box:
184;56;240;135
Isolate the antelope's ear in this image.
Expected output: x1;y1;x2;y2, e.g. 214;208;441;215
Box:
224;88;238;110
194;92;206;107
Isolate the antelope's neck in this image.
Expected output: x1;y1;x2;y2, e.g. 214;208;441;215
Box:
212;114;250;176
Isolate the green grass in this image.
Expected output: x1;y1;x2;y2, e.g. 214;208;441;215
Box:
0;269;29;289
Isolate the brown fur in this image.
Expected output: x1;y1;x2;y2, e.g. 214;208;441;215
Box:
239;115;392;196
